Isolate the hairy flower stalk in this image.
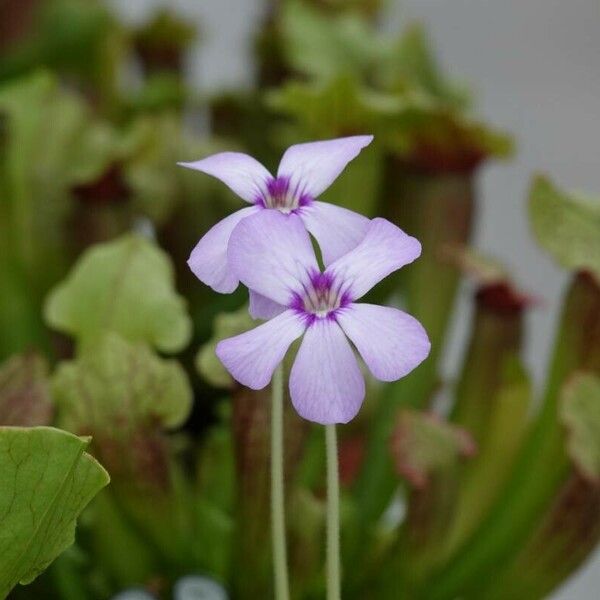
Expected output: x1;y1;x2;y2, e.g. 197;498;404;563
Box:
271;365;291;600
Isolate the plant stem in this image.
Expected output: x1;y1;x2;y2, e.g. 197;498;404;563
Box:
326;424;341;600
271;365;290;600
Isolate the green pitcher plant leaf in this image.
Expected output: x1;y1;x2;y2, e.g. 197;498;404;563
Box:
560;373;600;482
280;0;387;81
391;409;476;488
269;75;513;169
529;175;600;280
0;426;109;598
379;23;471;110
52;332;193;435
0;71;120;357
44;234;192;353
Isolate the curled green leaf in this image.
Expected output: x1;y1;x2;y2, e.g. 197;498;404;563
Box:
0;426;109;598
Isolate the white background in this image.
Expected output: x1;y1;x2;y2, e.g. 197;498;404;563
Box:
111;1;600;597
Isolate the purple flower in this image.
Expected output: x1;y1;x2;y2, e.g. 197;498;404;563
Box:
215;211;431;425
180;136;373;303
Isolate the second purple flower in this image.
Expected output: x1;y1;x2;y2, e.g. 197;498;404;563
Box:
216;211;431;425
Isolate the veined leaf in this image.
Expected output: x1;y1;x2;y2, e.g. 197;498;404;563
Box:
529;175;600;279
52;333;192;435
0;427;109;598
44;234;192;353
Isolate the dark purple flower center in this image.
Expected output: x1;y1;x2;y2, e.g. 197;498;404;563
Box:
259;176;312;213
292;271;350;320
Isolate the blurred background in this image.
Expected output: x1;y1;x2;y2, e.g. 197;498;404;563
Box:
1;0;599;598
101;1;600;595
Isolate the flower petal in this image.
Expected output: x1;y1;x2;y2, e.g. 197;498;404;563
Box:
228;210;319;306
179;152;272;204
277;136;373;200
290;318;365;424
326;218;421;300
216;310;305;389
299;201;370;266
337;303;430;381
188;206;259;293
249;290;286;320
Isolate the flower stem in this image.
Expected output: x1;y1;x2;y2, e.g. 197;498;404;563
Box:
271;365;290;600
326;424;341;600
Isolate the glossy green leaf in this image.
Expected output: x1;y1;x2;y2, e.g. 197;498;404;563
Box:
529;175;600;279
0;353;53;426
44;234;192;353
52;333;192;434
0;427;109;598
560;373;600;482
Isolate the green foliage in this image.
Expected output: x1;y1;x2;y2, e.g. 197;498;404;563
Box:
45;234;192;353
0;427;109;599
560;373;600;482
281;0;386;81
120;114;224;224
380;24;470;109
269;75;513;168
196;305;258;388
391;409;475;487
0;0;119;82
529;175;600;280
0;353;53;426
52;333;192;434
0;71;121;358
134;9;198;49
